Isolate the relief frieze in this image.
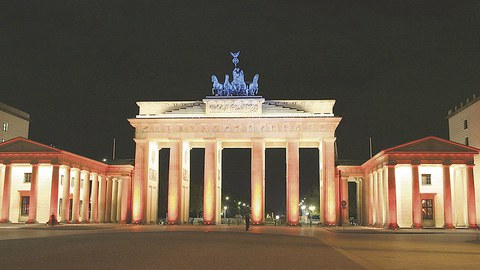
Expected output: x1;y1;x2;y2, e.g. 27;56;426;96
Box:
139;121;331;135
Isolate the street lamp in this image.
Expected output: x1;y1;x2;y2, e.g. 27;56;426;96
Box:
225;196;229;200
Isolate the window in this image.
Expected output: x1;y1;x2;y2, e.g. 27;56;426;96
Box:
21;196;30;216
24;173;32;183
421;174;431;185
465;137;469;146
71;177;75;188
422;199;434;220
464;119;468;129
2;121;8;132
59;198;62;216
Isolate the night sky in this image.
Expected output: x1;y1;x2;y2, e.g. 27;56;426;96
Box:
2;1;480;213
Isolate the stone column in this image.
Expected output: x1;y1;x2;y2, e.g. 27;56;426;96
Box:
382;167;389;225
319;141;325;225
373;172;379;225
105;177;113;223
61;166;71;223
132;139;148;223
70;169;81;223
111;178;118;223
286;140;299;226
411;164;422;229
0;163;12;223
356;178;363;225
443;164;454;229
387;165;399;229
81;171;90;223
363;176;370;226
181;141;191;224
378;170;385;226
168;141;182;224
251;139;265;225
27;163;39;223
98;175;106;223
203;140;218;225
120;176;131;223
49;164;60;222
466;165;478;228
340;176;349;226
323;138;337;225
115;178;122;223
368;174;374;226
90;173;99;223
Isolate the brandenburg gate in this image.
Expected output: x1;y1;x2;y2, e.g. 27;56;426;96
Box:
128;52;341;225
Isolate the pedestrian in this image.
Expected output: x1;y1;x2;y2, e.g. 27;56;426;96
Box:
50;214;56;227
245;213;250;231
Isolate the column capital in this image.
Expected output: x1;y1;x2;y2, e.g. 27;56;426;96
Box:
133;138;148;144
322;137;336;143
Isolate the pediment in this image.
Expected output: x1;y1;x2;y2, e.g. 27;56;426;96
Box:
0;137;60;153
385;136;479;154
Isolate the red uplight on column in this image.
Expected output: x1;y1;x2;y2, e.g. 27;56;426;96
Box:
203;141;216;225
132;182;142;223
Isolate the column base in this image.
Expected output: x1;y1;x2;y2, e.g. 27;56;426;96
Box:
202;221;216;225
468;224;479;229
444;224;455;229
26;219;37;224
412;223;423;229
71;220;81;224
81;220;90;224
388;223;399;230
251;222;264;226
0;219;11;223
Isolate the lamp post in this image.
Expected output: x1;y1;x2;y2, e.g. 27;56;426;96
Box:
224;206;228;218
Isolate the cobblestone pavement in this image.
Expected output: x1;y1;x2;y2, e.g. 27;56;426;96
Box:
0;224;479;269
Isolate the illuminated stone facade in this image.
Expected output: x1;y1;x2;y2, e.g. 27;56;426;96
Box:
448;95;480;226
129;96;341;225
339;136;479;228
0;138;133;224
0;102;30;142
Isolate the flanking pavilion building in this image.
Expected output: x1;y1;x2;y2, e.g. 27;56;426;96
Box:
338;136;479;229
0;137;133;224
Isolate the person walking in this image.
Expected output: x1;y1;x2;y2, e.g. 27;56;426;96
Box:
245;213;250;231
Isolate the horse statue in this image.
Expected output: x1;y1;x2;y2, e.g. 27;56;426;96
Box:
223;75;233;95
211;75;223;96
248;74;259;96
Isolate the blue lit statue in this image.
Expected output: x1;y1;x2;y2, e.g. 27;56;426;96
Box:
211;75;223;95
211;51;260;96
248;74;259;95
